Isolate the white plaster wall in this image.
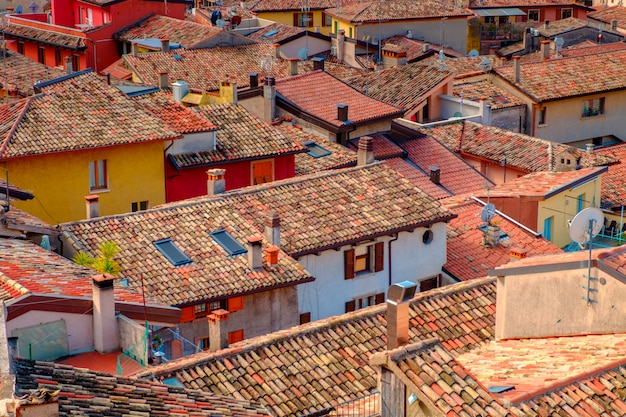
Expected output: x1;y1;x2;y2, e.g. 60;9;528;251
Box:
167;132;217;155
279;36;331;58
297;224;447;321
8;311;93;354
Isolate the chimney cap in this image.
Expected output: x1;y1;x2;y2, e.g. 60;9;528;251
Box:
387;281;416;303
92;273;115;288
247;235;263;244
85;194;99;202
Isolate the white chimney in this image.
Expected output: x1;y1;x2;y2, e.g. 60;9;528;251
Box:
172;80;189;102
247;236;263;270
263;76;276;122
513;56;520;83
85;195;99;219
386;281;417;350
65;56;73;74
265;212;280;246
208;309;229;352
92;274;120;353
207;169;226;196
357;136;375;166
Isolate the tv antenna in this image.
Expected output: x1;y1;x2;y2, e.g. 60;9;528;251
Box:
568;207;604;304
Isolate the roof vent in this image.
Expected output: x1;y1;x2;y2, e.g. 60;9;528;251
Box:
386;281;417;350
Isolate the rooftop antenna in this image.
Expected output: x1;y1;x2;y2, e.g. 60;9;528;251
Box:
301;0;310;60
568;207;604;304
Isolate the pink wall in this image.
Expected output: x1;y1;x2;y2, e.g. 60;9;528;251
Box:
165;155;296;203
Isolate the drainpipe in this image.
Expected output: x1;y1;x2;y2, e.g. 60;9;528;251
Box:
388;233;399;287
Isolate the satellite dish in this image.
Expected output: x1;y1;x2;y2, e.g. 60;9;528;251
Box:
468;49;479;57
297;48;309;61
481;203;496;223
555;37;564;47
478;57;492;72
568;207;604;248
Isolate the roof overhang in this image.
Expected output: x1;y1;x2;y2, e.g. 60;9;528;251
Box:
473;7;525;17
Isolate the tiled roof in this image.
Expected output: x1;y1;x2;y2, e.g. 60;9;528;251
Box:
594;142;626;209
381;35;464;62
537;16;588;37
15;359;272;417
247;22;307;44
122;44;311;91
588;6;626;29
0;71;181;159
60;197;312;307
101;58;133;80
443;197;562;281
0;238;155;305
394;135;492;196
515;41;626;63
115;14;225;48
469;0;581;7
347;133;405;160
415;120;617;173
3;206;56;235
420;55;498;79
131;90;218;134
195;5;257;20
384;157;452;200
454;79;526;109
478;167;606;198
136;277;497;417
341;63;453;111
275;70;403;127
2;22;87;49
325;0;471;23
168;103;305;168
495;49;626;102
0;51;66;96
250;0;334;12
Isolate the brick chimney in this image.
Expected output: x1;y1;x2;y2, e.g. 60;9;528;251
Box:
337;104;348;122
513;55;520;83
265;212;280;246
161;37;170;52
65;56;73;74
289;58;298;76
312;56;325;71
220;81;238;105
247;236;263;270
357;136;375;166
92;274;120;353
207;169;226;196
263;76;276;122
208;309;229;352
249;72;259;88
158;71;169;89
541;40;550;60
386;281;417;350
484;224;501;247
85;195;99;219
429;166;440;185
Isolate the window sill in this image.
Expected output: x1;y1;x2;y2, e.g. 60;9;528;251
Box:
581;114;605;120
354;270;378;279
89;188;110;193
537;123;547;128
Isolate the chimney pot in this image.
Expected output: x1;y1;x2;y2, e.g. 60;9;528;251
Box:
247;236;263;270
85;194;99;219
249;72;259;88
544;20;550;29
510;247;528;261
105;72;111;85
267;245;279;265
429;166;440;184
208;309;230;352
586;143;594;154
337;103;348;122
207;169;226;196
265;212;280;246
513;56;521;83
386;281;417;350
92;273;119;353
357;136;375;166
263;77;276;121
158;71;169;89
161;37;170;52
312;56;325;71
289;57;298;76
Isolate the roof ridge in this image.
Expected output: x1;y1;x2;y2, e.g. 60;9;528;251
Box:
0;98;32;159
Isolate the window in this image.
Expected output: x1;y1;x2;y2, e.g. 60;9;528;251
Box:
422;230;434;245
345;293;384;312
577;193;585;213
72;55;80;71
300;312;311;324
55;49;62;67
527;9;539;22
537;107;547;125
294;12;313;27
582;97;604;117
305;141;331;158
543;216;553;241
211;229;247;255
17;42;24;55
334;21;338;34
131;201;149;212
561;8;572;19
37;46;45;64
349;27;353;38
210;299;228;311
344;242;384;279
196;336;210;351
89;159;108;190
194;303;207;318
420;276;439;292
228;329;244;344
251;159;274;185
322;12;332;27
153;238;192;266
103;12;110;23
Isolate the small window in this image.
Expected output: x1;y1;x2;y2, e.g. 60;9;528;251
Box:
305;141;331;158
251;159;274;185
153;238;192;266
17;42;24;55
196;336;210;351
211;229;247;256
582;97;604;117
420;276;438;292
194;303;207;318
210;299;227;311
538;107;547;125
344;242;384;279
422;230;434;245
228;329;244;344
300;312;311;324
322;12;332;27
561;8;572;19
293;12;313;27
527;9;539;22
89;159;108;190
72;55;80;71
131;201;149;212
55;49;62;67
37;46;45;64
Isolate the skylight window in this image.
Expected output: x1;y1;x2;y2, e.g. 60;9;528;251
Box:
211;229;247;256
305;141;331;158
263;29;279;37
153;238;192;266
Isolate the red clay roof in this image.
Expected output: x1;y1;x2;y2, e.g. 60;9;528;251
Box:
326;0;471;23
595;142;626;209
347;133;405;160
381;35;464;62
384;157;452;200
275;70;403;127
454;79;526;110
588;6;626;29
2;20;87;50
0;51;66;96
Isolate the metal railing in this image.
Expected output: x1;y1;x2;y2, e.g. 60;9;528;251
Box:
300;392;380;417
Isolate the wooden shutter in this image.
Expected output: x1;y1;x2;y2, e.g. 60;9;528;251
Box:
375;292;385;305
374;242;384;272
345;300;356;313
180;306;195;323
228;296;244;312
228;329;244;344
344;249;355;279
293;12;298;26
300;312;311;324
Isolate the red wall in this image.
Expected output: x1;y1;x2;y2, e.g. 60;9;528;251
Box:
165;155;296;203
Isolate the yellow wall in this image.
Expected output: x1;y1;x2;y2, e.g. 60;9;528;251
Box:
2;141;167;224
537;175;601;248
330;17;355;37
256;10;333;35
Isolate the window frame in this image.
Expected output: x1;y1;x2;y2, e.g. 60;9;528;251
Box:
527;9;540;22
344;242;384;279
582;97;605;118
193;303;207;318
17;42;24;55
88;159;108;191
131;200;149;212
561;8;572;19
537;107;547;125
322;12;332;27
211;229;247;256
293;11;313;28
37;46;45;64
251;158;274;185
153;238;192;266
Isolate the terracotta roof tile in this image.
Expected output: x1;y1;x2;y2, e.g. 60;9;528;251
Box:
325;0;471;23
588;6;626;29
0;51;66;96
167;103;305;167
443;197;562;281
0;71;181;159
250;0;335;12
247;22;307;44
469;0;582;7
347;133;405;160
15;359;272;416
420;55;498;79
453;79;525;110
415;120;616;173
137;277;497;417
115;14;225;48
595;142;626;209
2;21;87;50
381;35;464;62
275;71;403;127
384;157;453;200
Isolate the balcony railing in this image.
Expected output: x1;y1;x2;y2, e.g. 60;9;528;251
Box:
480;23;526;41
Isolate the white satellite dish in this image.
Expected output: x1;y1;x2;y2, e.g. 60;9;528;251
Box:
478;57;492;72
568;207;604;248
481;203;496;223
468;49;479;57
297;48;309;61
